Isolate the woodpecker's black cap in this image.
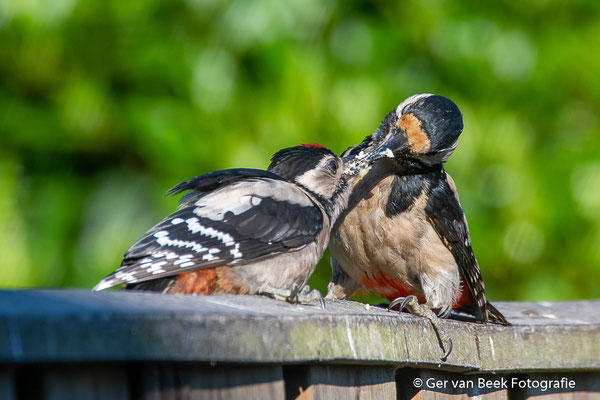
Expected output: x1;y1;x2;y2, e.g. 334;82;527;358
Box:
268;144;337;181
395;94;463;155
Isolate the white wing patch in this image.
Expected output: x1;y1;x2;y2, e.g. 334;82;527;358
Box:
194;193;257;221
193;179;313;223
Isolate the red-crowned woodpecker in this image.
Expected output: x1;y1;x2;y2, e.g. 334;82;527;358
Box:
328;94;509;329
94;142;394;304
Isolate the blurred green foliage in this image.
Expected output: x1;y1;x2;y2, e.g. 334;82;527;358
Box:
1;0;599;302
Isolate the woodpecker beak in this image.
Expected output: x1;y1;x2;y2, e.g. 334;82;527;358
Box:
342;133;399;177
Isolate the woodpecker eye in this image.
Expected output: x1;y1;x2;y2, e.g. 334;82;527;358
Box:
326;159;338;174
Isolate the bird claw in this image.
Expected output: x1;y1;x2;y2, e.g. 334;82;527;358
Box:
287;283;301;303
387;295;417;312
387;295;453;361
296;284;325;309
441;338;453;361
261;284;325;309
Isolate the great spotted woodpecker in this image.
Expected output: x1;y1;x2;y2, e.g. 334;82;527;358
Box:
94;142;394;305
328;94;509;332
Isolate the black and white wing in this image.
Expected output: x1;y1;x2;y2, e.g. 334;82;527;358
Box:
424;170;508;324
94;170;324;290
166;168;285;196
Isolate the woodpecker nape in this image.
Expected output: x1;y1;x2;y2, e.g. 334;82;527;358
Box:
328;94;509;358
93;142;394;306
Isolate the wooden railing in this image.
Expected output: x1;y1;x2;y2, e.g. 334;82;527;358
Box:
0;290;598;399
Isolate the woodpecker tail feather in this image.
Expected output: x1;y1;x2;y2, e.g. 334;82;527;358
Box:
455;301;510;325
485;301;510;325
126;276;177;293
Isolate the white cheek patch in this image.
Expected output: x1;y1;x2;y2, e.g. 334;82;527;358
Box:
295;169;337;199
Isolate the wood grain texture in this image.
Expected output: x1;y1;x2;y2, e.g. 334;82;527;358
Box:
508;373;600;400
131;364;285;400
0;369;15;400
284;365;396;400
43;365;129;400
396;369;509;400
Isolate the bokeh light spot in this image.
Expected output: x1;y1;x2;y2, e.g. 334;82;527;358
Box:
331;79;381;134
330;19;372;66
191;48;237;113
503;220;545;264
0;0;76;26
571;163;600;221
428;19;499;61
478;165;521;207
488;29;537;81
0;159;30;287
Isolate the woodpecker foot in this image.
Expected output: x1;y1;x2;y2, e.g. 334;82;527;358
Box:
260;284;325;309
298;284;325;309
388;295;453;361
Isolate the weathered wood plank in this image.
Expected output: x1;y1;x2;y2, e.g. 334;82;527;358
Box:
284;365;396;400
396;369;508;400
0;369;15;400
0;290;599;373
43;364;129;400
131;364;285;400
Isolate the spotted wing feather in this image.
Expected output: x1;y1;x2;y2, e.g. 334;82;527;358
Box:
94;174;323;290
424;170;508;324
